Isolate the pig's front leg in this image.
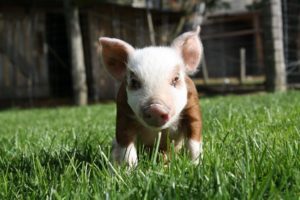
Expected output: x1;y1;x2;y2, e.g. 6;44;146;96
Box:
112;101;138;167
184;110;203;165
183;77;203;164
187;137;203;165
111;122;138;167
111;118;138;167
111;138;137;168
111;81;138;168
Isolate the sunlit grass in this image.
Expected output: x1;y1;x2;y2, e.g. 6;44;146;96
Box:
0;91;299;199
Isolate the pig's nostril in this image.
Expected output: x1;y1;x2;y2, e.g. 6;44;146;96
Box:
145;114;151;118
160;114;169;121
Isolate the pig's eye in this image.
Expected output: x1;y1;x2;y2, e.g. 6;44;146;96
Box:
128;71;141;90
129;78;141;90
171;75;180;87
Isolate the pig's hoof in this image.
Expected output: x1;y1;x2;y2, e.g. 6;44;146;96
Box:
111;139;138;168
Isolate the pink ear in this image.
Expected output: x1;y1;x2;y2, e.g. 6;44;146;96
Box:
99;37;134;81
172;26;203;74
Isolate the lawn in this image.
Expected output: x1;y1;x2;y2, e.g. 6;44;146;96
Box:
0;91;299;199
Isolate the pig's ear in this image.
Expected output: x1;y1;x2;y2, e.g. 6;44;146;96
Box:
172;26;203;74
99;37;134;81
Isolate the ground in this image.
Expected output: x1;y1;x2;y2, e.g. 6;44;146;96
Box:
0;91;299;199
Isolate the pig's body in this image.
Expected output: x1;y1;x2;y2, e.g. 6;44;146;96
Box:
100;27;203;167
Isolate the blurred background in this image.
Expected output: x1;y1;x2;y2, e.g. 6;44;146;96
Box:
0;0;299;108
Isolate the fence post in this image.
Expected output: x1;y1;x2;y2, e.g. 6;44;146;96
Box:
201;54;209;85
64;0;88;105
240;48;246;84
146;0;156;45
263;0;287;91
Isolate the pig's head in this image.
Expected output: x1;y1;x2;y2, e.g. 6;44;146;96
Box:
100;27;203;130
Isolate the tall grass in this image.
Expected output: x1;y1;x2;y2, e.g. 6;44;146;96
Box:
0;91;299;199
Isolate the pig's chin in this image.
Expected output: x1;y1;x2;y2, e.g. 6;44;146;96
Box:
145;121;168;130
139;115;178;131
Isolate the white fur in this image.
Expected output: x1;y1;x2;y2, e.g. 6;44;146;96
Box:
111;139;138;168
187;139;203;165
126;47;188;130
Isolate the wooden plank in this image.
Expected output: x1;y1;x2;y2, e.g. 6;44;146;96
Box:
6;18;13;89
111;6;121;38
24;15;33;101
2;19;9;88
13;19;19;98
146;7;156;45
204;12;259;25
201;53;209;84
3;57;10;87
135;16;145;47
265;0;286;91
87;12;100;101
193;76;265;86
88;11;116;100
33;12;49;97
158;15;169;45
0;55;2;87
16;19;23;89
202;29;258;40
298;15;300;62
240;48;246;84
64;2;88;105
253;14;264;68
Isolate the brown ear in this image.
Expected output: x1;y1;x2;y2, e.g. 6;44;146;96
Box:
172;26;203;74
99;37;134;81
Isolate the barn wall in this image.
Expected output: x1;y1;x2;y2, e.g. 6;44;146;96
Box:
0;3;182;102
0;9;49;100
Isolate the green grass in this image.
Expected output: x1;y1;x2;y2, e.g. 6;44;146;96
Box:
0;91;299;199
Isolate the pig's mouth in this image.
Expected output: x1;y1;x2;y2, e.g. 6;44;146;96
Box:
141;102;172;128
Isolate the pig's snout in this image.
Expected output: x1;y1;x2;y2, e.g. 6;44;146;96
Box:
142;102;170;127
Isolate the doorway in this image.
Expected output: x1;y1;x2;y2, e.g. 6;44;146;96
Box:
45;13;72;98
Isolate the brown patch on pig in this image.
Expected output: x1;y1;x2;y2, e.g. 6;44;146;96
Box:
181;76;202;142
115;80;138;147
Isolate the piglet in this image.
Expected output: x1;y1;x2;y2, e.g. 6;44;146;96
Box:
99;27;203;167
